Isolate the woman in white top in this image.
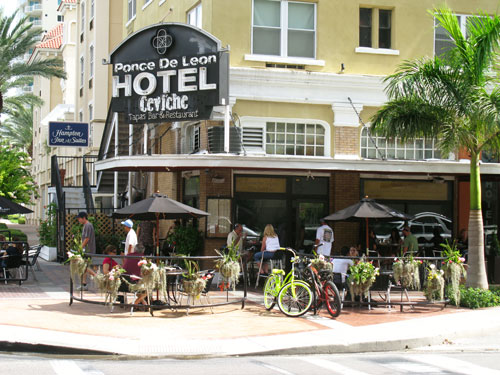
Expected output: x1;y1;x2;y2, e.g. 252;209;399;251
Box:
254;224;280;274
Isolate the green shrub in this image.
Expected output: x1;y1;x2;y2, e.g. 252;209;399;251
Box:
166;225;203;256
17;217;26;224
459;286;500;309
0;223;7;230
38;203;57;247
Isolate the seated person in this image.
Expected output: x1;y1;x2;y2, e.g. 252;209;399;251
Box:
332;246;354;288
87;245;119;276
253;224;280;274
0;239;23;270
120;244;147;307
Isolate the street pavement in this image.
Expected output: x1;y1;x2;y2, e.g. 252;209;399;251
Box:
1;222;500;358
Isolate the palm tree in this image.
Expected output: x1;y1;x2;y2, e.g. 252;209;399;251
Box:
371;7;500;289
0;103;34;157
0;9;65;117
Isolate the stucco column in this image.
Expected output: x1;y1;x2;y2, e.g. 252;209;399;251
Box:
332;102;363;160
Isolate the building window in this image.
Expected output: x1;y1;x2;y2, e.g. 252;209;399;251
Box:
252;0;316;58
378;10;392;49
90;0;94;19
434;14;476;58
265;121;325;156
358;8;392;49
79;110;83;122
89;45;94;78
187;3;202;28
88;103;93;121
359;8;372;47
80;1;85;34
80;56;84;87
57;15;64;22
128;0;136;21
360;128;443;160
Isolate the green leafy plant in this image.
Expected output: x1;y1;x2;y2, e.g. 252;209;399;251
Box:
459;287;500;309
441;241;467;306
348;257;379;299
182;259;206;298
166;225;203;256
38;203;57;247
215;243;241;290
393;255;422;290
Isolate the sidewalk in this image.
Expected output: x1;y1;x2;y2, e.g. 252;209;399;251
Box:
2;257;500;358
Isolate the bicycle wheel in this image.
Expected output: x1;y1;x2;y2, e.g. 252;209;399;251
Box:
263;275;279;310
324;281;342;318
277;281;313;317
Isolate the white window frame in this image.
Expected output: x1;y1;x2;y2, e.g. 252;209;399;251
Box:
159;0;166;5
181;122;201;153
240;116;331;157
127;0;137;23
360;126;445;160
80;1;85;34
251;0;317;59
89;44;94;78
79;55;85;88
142;0;153;10
79;109;84;123
433;13;470;57
90;0;95;21
187;3;202;29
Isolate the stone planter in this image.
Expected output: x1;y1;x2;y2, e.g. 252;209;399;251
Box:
40;245;57;261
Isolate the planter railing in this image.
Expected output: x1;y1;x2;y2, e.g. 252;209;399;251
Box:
69;253;247;316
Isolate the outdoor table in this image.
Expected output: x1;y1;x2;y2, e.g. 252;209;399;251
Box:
164;268;184;305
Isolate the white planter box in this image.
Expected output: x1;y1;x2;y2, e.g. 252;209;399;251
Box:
40;246;57;262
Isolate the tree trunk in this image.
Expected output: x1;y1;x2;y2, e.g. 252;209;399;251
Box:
465;153;488;289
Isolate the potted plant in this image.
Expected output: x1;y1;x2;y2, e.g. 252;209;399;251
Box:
215;243;241;290
424;263;445;301
166;225;203;256
311;253;333;272
38;202;57;261
93;265;126;305
348;257;379;300
65;234;90;283
392;255;422;290
182;260;206;299
440;241;467;305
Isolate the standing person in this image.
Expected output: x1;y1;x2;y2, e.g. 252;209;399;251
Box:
253;224;280;274
121;219;137;255
402;226;419;255
137;220;156;255
76;212;95;291
77;212;95;253
315;218;334;257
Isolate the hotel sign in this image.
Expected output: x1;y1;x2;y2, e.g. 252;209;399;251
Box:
48;122;89;147
109;24;229;124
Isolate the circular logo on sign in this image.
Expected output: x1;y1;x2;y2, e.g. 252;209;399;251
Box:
152;28;173;55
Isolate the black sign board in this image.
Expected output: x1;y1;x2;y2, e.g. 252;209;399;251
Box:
109;23;229;124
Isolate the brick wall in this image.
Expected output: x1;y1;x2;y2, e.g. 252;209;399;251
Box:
330;171;361;254
334;126;361;156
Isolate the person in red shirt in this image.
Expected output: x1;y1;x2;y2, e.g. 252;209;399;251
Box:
87;245;118;276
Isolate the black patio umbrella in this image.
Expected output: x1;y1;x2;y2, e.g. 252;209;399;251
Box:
323;197;411;253
0;196;33;215
112;193;209;254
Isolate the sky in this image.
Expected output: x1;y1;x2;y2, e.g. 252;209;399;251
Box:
0;1;19;17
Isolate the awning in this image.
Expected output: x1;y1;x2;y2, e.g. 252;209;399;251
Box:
94;153;500;176
40;104;74;126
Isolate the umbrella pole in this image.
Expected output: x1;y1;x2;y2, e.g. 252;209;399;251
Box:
156;215;160;303
366;217;369;256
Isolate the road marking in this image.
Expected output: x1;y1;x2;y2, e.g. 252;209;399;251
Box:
300;357;369;375
259;363;296;375
50;360;104;375
381;361;444;373
409;354;500;375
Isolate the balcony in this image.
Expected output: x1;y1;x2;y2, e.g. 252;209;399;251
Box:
22;85;33;93
30;19;42;28
25;3;42;15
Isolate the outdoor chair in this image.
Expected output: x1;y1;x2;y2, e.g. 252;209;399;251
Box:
21;245;42;281
200;269;216;313
333;272;347;308
2;254;24;285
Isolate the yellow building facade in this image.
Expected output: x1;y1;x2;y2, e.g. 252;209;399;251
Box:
93;0;500;255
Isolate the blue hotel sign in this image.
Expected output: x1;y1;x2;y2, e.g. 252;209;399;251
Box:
48;122;89;147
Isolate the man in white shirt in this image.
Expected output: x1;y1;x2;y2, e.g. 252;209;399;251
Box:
315;218;334;257
121;219;137;255
227;223;244;252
